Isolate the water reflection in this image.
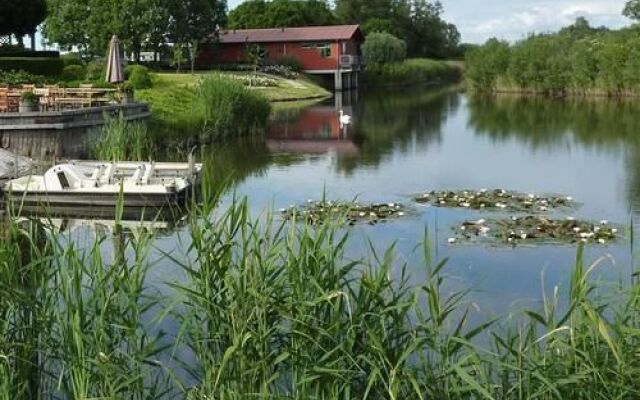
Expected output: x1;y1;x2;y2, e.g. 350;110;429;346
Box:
267;105;359;155
467;95;640;213
467;95;640;150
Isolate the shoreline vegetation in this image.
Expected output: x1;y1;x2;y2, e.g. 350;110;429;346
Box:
363;58;463;87
465;20;640;98
135;71;331;138
2;188;640;398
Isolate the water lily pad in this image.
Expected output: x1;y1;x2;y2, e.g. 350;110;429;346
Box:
414;189;578;212
282;200;408;225
448;216;619;247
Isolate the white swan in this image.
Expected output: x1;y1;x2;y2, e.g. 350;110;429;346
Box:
339;109;352;125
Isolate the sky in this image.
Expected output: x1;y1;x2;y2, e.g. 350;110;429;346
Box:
226;0;633;43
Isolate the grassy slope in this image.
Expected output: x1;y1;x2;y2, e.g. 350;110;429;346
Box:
135;72;331;134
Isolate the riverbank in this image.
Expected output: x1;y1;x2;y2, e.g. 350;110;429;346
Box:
362;58;462;87
135;72;331;136
466;26;640;98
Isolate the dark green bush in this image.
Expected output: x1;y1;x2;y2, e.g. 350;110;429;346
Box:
125;65;152;89
85;60;106;81
61;65;86;81
362;32;407;64
61;53;84;67
199;74;271;139
0;48;59;58
0;70;47;85
0;58;63;76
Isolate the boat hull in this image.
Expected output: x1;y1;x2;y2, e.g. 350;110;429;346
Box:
1;189;191;208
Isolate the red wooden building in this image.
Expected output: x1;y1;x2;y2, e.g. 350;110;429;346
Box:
197;25;364;90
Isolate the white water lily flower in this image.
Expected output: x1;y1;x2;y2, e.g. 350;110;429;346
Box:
520;234;528;239
566;216;575;221
598;238;606;244
566;196;573;201
480;226;490;234
476;219;486;225
462;202;471;208
448;238;457;244
611;228;618;234
397;212;405;216
573;227;581;233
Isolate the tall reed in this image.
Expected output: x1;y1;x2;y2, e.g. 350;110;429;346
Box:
93;113;154;161
2;188;640;398
199;74;271;140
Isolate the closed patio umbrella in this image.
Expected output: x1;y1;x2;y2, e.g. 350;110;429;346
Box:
106;35;124;83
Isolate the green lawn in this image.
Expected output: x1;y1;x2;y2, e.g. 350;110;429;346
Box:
135;71;331;135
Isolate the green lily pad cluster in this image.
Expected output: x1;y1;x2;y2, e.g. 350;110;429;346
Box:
449;216;619;246
414;189;576;212
281;200;407;225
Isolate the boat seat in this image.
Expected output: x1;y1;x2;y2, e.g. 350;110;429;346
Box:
132;164;145;185
141;162;155;184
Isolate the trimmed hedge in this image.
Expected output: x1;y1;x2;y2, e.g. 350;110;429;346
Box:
0;50;60;58
0;57;64;76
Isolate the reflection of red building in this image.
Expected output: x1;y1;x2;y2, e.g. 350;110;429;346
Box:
267;106;359;155
197;25;364;90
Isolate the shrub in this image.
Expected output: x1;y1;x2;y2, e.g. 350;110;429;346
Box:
0;47;59;58
125;65;152;89
199;74;271;139
20;91;39;104
61;65;86;81
85;60;106;81
0;70;47;85
362;32;407;64
276;55;302;72
61;53;84;67
364;58;461;86
261;65;299;79
0;57;64;76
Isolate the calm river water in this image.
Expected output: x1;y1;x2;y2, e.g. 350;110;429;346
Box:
203;86;640;316
16;85;640;317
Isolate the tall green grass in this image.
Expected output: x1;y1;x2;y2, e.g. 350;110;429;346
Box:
135;73;272;140
1;188;640;398
364;58;462;87
93;113;154;161
199;74;271;140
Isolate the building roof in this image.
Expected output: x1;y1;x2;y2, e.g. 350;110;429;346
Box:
217;25;362;44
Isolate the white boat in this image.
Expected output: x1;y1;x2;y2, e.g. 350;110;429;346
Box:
2;160;203;208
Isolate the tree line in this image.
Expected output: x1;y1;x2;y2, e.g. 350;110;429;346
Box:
43;0;226;61
467;3;640;96
228;0;461;59
31;0;460;61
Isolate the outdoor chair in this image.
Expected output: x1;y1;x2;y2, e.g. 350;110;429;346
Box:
0;88;8;113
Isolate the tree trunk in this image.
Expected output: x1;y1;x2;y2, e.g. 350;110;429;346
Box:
30;31;36;51
14;34;24;47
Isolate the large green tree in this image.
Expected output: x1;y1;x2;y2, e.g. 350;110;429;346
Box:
624;0;640;20
334;0;459;58
228;0;335;29
44;0;226;60
0;0;47;49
